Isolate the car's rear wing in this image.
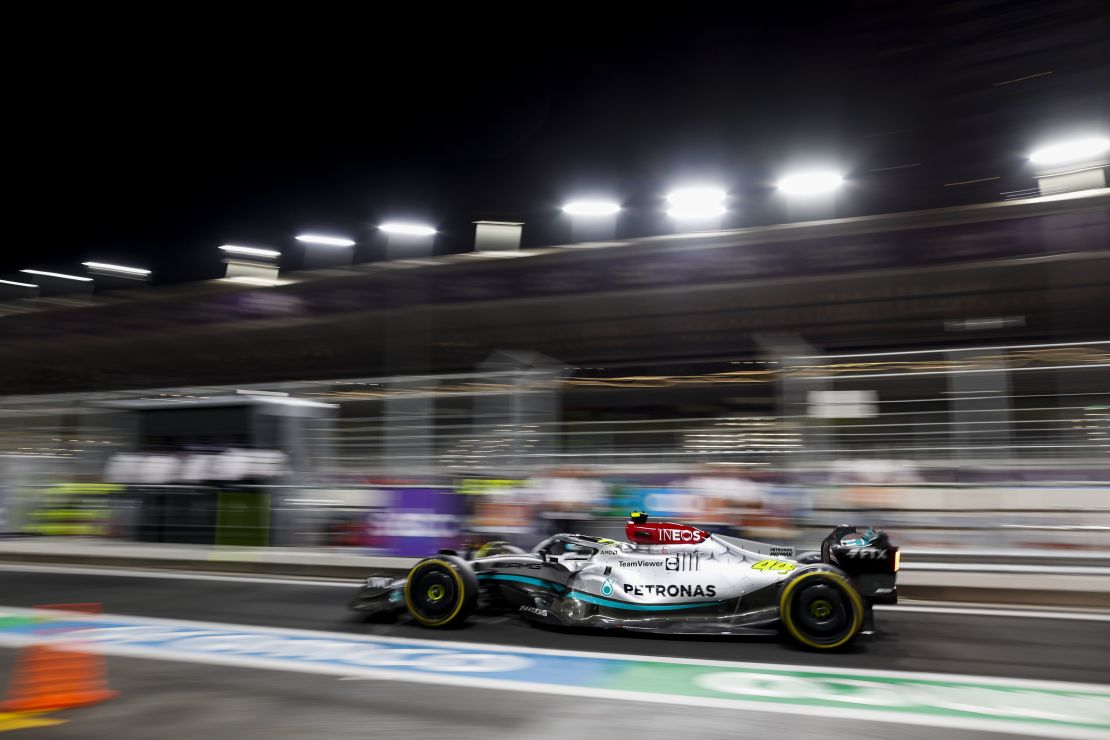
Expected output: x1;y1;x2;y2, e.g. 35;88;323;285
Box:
821;525;900;575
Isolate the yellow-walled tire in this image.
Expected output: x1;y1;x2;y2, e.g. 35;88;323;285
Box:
403;557;478;628
780;569;865;650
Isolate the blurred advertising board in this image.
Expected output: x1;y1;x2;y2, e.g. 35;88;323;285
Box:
459;478;531;535
370;486;463;556
625;486;702;518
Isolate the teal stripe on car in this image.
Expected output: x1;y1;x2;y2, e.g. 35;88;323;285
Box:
568;591;717;611
476;574;567;592
478;574;716;611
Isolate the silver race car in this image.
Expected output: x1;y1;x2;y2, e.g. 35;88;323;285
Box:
350;512;899;650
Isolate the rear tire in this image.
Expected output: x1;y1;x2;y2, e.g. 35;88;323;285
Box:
779;569;864;650
403;557;478;628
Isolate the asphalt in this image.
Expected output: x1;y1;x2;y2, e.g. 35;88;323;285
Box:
0;651;1026;740
0;567;1107;739
1;568;1107;684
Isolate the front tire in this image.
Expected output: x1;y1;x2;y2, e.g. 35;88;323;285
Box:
403;557;478;627
779;569;864;650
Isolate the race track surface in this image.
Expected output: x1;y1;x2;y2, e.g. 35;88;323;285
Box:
0;565;1107;739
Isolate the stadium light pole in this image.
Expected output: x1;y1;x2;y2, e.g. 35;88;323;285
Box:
776;169;844;221
379;222;437;260
82;262;151;280
777;171;844;195
219;245;280;258
1028;136;1110;196
20;269;92;282
666;187;727;231
563;199;621;243
218;244;282;286
1029;136;1110;166
0;278;39;299
294;234;356;247
20;269;94;297
295;233;357;270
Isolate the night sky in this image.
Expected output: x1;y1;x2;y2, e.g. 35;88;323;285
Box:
8;3;1108;285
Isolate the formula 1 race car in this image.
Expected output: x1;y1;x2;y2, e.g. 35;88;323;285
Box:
350;513;899;650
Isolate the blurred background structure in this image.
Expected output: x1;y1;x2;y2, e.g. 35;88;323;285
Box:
1;188;1107;554
1;0;1108;564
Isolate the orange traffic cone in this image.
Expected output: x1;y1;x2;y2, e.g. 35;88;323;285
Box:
1;645;118;712
1;603;118;712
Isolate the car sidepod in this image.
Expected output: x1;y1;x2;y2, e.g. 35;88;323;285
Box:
470;555;577;625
